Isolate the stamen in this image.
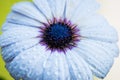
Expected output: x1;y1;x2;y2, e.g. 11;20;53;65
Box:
39;18;80;53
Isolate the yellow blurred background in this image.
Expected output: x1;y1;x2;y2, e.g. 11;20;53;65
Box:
0;0;119;80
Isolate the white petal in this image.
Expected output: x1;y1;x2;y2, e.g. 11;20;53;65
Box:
66;50;93;80
82;39;119;57
2;22;21;31
66;0;100;20
6;45;51;80
2;38;40;63
47;0;66;18
74;39;115;78
80;25;118;42
0;27;39;46
42;52;70;80
33;0;52;19
58;53;70;80
72;14;109;28
12;2;47;23
65;0;82;20
71;0;100;21
2;22;38;31
7;12;42;27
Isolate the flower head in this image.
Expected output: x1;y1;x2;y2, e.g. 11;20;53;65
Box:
0;0;119;80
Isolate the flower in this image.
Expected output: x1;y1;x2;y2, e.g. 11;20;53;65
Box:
0;0;119;80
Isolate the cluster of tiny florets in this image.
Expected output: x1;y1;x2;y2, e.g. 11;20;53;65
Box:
38;18;80;53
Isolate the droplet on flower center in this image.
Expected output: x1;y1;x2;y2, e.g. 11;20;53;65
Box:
40;18;80;53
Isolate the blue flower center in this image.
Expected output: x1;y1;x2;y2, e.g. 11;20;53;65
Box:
48;23;72;41
40;19;80;52
43;22;73;51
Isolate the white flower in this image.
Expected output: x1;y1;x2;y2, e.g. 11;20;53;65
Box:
0;0;119;80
